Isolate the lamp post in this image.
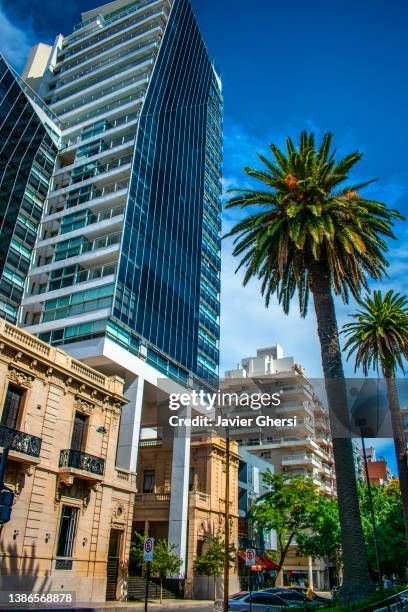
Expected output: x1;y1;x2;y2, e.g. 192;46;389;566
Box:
223;427;230;612
356;418;382;587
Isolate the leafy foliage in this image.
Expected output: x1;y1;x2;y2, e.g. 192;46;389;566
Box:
130;537;182;604
129;532;145;570
150;539;182;580
343;290;408;374
296;495;341;560
225;131;402;316
250;472;319;582
359;479;408;576
193;536;236;577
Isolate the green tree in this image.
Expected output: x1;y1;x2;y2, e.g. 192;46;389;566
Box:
297;495;341;561
359;479;408;578
151;540;182;604
250;472;318;585
193;536;236;596
129;532;145;574
343;290;408;541
225;131;402;601
194;536;236;576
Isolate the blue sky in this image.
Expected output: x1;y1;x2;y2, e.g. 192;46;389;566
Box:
1;0;407;473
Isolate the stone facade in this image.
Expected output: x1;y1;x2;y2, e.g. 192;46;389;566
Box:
133;433;240;598
0;320;136;603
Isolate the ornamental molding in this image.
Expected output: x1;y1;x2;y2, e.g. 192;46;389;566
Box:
75;396;96;415
7;365;34;388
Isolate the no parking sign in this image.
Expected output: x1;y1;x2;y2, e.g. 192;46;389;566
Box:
245;548;256;566
143;537;154;562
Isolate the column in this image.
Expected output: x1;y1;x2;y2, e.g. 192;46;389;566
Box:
308;555;314;591
168;405;191;577
116;374;144;472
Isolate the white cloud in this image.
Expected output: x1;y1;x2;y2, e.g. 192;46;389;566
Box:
0;2;36;70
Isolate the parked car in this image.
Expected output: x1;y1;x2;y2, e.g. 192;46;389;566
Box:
263;587;322;606
285;586;331;603
214;590;296;611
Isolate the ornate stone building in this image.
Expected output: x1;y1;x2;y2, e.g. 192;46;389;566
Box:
0;320;136;602
133;432;240;598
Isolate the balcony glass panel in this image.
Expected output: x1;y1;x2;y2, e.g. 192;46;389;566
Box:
55;73;149;115
54;232;121;262
60;205;125;234
61;7;166;63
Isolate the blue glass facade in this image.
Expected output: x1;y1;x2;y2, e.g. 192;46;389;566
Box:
113;0;222;386
0;56;57;323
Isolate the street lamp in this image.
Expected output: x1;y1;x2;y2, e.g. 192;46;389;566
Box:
223;426;230;612
356;418;382;587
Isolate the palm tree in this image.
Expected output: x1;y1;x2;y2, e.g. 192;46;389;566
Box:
343;290;408;541
224;131;403;601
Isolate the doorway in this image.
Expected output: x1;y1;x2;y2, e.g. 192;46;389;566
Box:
106;529;122;600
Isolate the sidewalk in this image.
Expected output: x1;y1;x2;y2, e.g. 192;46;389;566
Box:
1;601;214;612
99;601;213;608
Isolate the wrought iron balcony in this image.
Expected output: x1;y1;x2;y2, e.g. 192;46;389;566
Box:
59;449;105;476
0;425;42;458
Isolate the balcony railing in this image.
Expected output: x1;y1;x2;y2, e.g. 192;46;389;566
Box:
60;8;166;65
36;262;117;294
47;179;129;213
54;231;122;262
61;204;125;234
63;112;140;149
62;91;144;129
55;135;135;175
52;40;157;95
53;154;132;192
54;72;149;115
59;449;105;476
59;23;163;74
0;425;42;458
134;492;170;504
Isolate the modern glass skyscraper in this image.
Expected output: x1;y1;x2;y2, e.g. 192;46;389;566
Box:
19;0;223;391
0;57;59;324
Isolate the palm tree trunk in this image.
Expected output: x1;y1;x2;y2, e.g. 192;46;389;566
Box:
383;367;408;542
309;265;373;601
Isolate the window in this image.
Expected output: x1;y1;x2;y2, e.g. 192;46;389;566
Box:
1;385;25;429
276;592;304;601
143;469;155;493
189;467;196;491
70;412;88;451
250;594;286;605
196;540;203;557
56;506;79;559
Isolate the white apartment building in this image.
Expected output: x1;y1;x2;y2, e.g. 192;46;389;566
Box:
221;345;336;589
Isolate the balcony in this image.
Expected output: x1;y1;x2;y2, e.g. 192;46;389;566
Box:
59;7;167;68
278;402;314;417
133;491;170;521
53;40;158;97
189;491;210;510
0;425;42;465
59;449;105;482
50;155;132;197
53;71;150;117
62;91;144;131
282;453;322;468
